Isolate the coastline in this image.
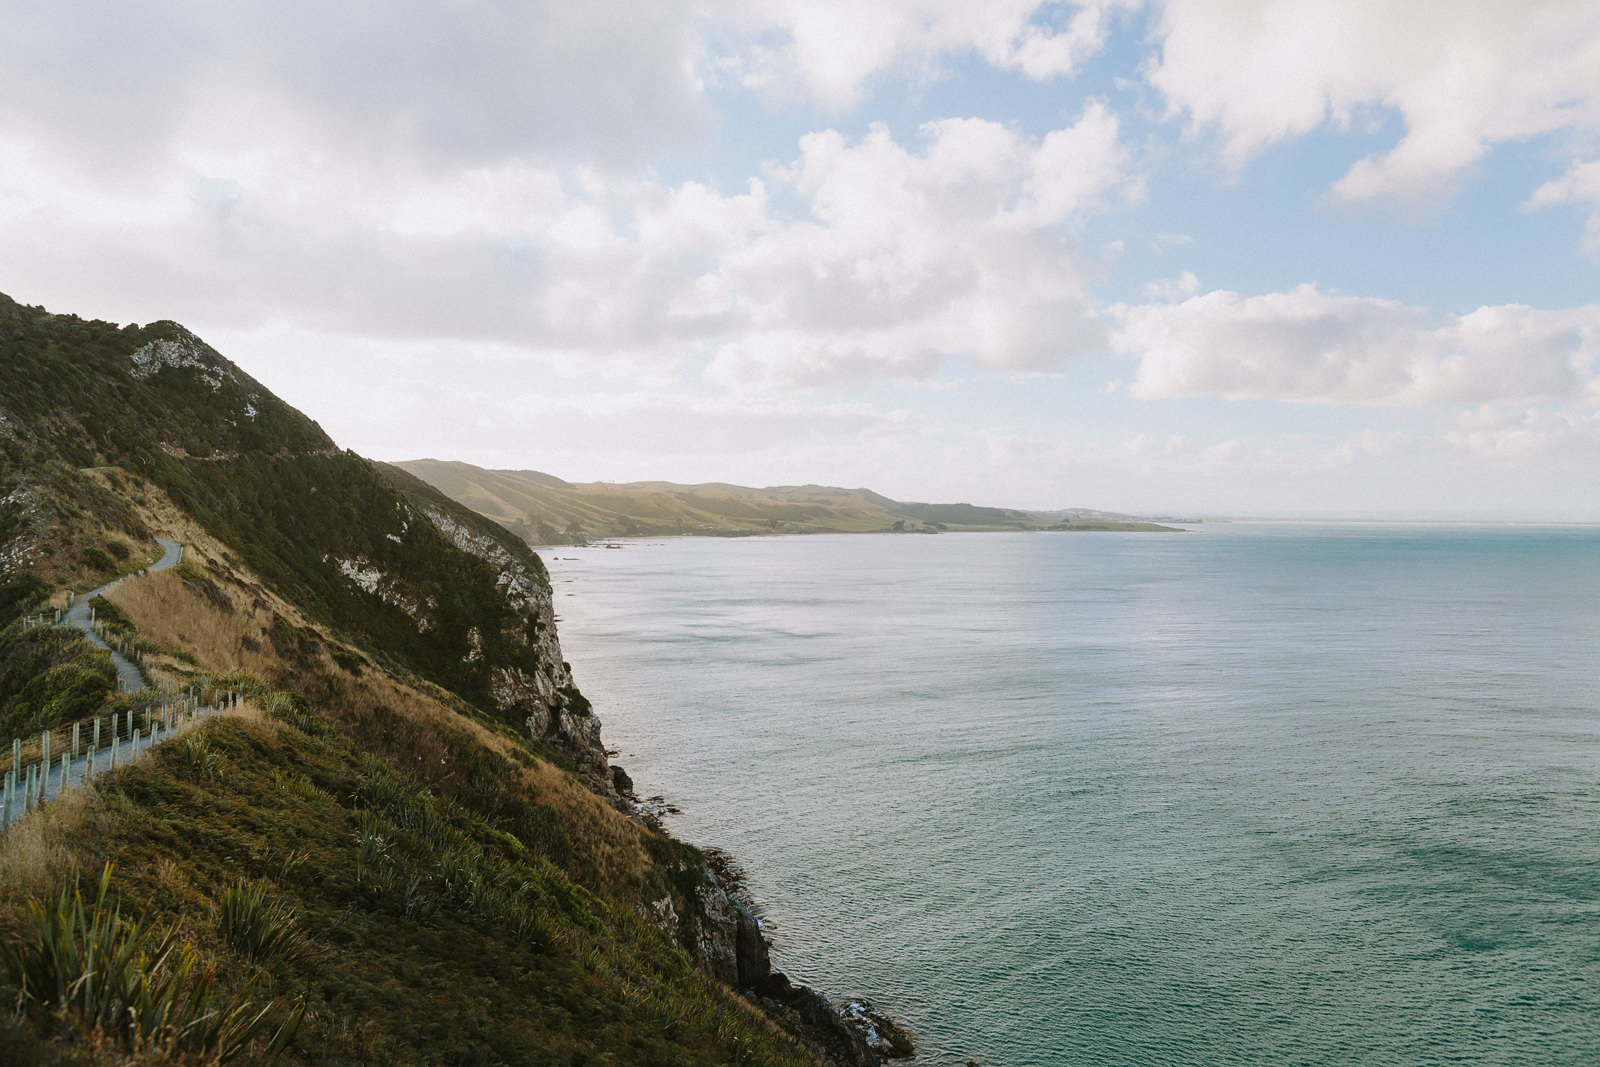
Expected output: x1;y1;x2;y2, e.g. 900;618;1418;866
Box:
609;764;917;1066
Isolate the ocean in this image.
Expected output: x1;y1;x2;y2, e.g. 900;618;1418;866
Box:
547;524;1600;1066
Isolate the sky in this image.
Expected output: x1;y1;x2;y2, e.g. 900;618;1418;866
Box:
3;1;1599;519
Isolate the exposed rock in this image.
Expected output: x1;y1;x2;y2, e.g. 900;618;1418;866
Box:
682;853;913;1066
640;895;678;936
754;971;875;1067
611;764;634;794
692;882;769;988
414;500;617;796
840;1000;916;1060
129;333;240;391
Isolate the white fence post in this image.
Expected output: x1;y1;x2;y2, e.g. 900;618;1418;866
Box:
40;730;49;770
72;721;80;758
2;768;11;822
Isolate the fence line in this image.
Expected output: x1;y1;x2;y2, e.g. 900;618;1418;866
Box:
0;689;242;829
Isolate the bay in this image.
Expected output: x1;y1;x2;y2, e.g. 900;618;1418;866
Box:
549;524;1600;1066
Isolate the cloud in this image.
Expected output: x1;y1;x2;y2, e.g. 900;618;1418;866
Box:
1;101;1134;390
1144;0;1600;213
1526;159;1600;258
1114;284;1600;406
704;104;1133;387
0;0;712;174
720;1;1129;109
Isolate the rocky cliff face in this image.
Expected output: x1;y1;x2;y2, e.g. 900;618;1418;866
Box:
413;501;615;795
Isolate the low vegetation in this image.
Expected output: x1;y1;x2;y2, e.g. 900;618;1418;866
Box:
0;712;811;1065
0;291;857;1064
397;457;1183;541
0;865;302;1064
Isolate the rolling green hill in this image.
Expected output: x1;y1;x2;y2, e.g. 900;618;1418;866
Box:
395;458;1183;541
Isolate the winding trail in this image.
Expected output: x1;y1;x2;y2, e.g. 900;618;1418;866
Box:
2;538;237;830
67;536;183;693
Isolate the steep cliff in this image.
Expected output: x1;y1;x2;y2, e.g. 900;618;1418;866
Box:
0;292;913;1066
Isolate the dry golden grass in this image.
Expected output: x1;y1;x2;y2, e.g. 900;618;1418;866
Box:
0;786;90;902
102;530;654;889
516;759;650;883
105;570;282;682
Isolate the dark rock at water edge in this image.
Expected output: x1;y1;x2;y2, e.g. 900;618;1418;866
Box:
753;972;915;1066
840;999;916;1060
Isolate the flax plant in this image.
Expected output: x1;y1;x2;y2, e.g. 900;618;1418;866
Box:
0;865;303;1063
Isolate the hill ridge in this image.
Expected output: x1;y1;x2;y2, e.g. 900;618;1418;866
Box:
395;457;1183;540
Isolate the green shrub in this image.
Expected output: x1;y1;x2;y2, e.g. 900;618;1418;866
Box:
265;690;333;737
81;547;116;573
0;624;116;736
213;880;304;965
0;866;302;1063
178;734;225;780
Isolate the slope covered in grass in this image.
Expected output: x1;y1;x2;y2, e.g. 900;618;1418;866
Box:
396;458;1181;541
0;293;900;1065
0;708;811;1066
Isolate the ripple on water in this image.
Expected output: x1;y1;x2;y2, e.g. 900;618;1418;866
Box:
553;526;1600;1066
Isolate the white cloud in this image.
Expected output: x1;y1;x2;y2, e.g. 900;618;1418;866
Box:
721;1;1129;109
0;0;712;174
2;102;1134;390
1526;159;1600;258
1114;284;1600;407
1443;404;1600;464
1145;0;1600;213
1143;269;1201;300
704;105;1133;387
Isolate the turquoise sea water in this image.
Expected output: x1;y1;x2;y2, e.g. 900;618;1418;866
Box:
548;525;1600;1066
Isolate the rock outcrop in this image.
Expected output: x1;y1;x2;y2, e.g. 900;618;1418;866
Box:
416;489;912;1063
414;501;616;795
679;854;914;1066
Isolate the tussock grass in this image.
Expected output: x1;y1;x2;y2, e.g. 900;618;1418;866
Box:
0;865;302;1063
111;552;659;894
25;713;818;1066
213;879;304;965
0;786;89;903
516;758;651;884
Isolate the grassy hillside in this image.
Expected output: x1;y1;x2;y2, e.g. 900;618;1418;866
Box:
396;458;1182;541
0;293;887;1066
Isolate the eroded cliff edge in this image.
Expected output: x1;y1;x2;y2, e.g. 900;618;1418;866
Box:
409;480;914;1065
0;292;914;1065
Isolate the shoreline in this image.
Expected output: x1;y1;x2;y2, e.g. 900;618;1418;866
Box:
607;765;918;1066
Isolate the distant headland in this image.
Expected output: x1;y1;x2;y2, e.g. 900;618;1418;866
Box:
393;458;1190;542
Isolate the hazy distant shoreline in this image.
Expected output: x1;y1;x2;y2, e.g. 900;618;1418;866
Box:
393;456;1190;540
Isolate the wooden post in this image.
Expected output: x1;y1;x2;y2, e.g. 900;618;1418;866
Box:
10;737;18;773
72;721;80;758
2;768;11;822
40;730;49;769
93;716;101;753
111;733;119;770
59;751;68;796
